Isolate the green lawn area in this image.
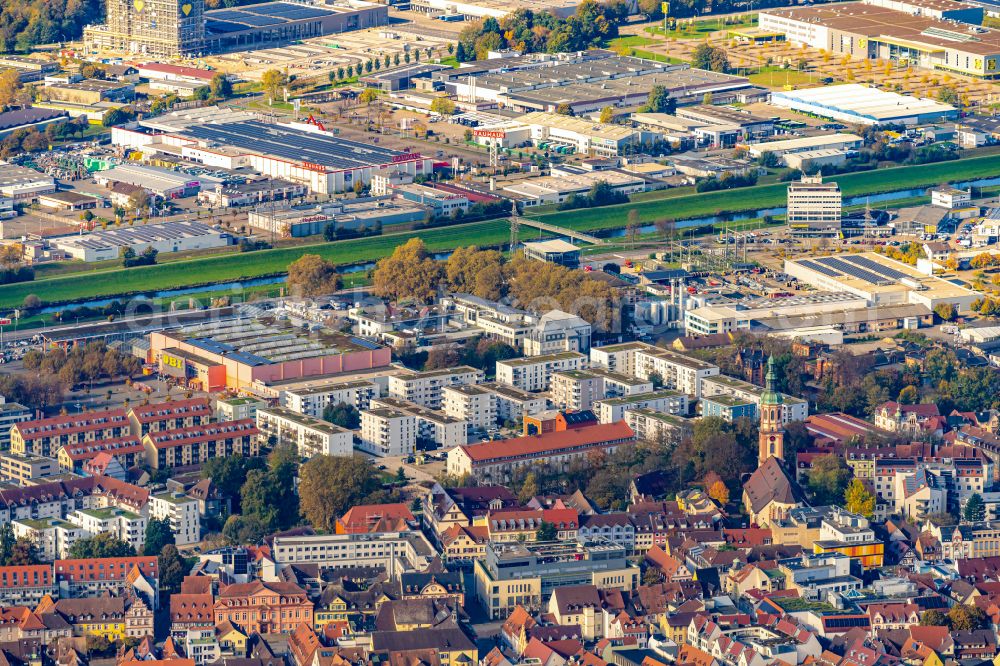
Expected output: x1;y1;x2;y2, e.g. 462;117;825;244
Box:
646;15;756;39
747;66;819;87
527;154;1000;230
438;56;460;68
0;221;513;310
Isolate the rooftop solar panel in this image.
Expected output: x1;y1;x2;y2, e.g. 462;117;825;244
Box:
350;336;382;351
274;7;332;18
817;256;893;286
183;120;416;171
206;19;252;32
797;259;840;278
839;254;909;281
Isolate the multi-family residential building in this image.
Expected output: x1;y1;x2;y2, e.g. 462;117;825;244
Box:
69;507;147;553
13;518;83;560
127;397;212;435
56;436;145;473
388;366;483;409
440;524;489;566
589;342;651;377
625;409;694;444
874;457;991;519
215;396;266;422
0;451;58;485
486;507;579;543
270;531;437;576
594;390;689;424
0;401;32;449
930;521;1000;560
214;580;313;635
150;492;201;546
255;407;353;458
282;379;380;418
481;383;547;426
54;556;158;607
142;419;259;469
701;394;758;422
442;384;497;431
496;352;588;392
633;347;719;398
0;565;56;605
550;370;605;411
358;408;417;457
700;375;809;423
778;553;861;601
474;539;639;619
10;409;131;458
0;475;147;527
447;421;636;483
369;397;467;449
523;310;592;356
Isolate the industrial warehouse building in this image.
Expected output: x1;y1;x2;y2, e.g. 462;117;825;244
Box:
149;317;391;391
435;53;753;114
759;0;1000;78
50;220;230;262
784;252;980;313
769;85;958;126
111;107;433;194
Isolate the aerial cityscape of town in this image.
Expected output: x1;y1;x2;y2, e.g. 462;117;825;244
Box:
2;0;1000;662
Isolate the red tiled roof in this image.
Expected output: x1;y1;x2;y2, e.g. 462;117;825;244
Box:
144;419;257;449
458;422;634;463
55;556;158;582
0;565;51;588
338;503;415;533
136;63;214;80
59;435;143;461
129;398;212;423
15;409;128;440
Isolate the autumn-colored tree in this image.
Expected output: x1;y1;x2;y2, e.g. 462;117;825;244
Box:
897;385;919;404
0;69;23;110
372;238;444;304
947;604;987;631
260;69;286;102
445;246;506;300
843;478;875;518
298;455;391;531
430;97;456;115
708;480;730;505
599;106;615;123
286;254;342;297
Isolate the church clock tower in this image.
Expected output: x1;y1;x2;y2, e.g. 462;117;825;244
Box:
758;355;785;467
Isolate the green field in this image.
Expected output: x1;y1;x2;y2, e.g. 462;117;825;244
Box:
645;15;756;39
747;66;818;87
5;154;1000;310
0;221;510;310
527;154;1000;230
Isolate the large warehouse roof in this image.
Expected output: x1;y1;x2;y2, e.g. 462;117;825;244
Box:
771;84;957;125
181;120;419;171
51;220;223;252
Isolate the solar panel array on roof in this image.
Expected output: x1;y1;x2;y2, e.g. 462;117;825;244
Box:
183;120;414;171
797;259;840;278
205;20;246;32
839;254;909;281
816;256;893;286
250;2;333;17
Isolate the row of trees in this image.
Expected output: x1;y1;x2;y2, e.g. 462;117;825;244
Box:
22;341;143;392
456;2;629;61
372;241;619;333
557;181;629;211
0;116;90;160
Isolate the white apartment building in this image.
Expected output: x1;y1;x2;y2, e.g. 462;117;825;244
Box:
12;518;83;561
625;408;693;444
442;384;497;432
787;174;842;233
283;379;380;418
149;492;201;546
388;366;484;409
369;397;467;449
700;375;809;423
481;382;547;426
270;531;437;577
633;347;719;398
594;390;690;424
550;370;605;412
496;352;588;392
523;310;592;356
597;370;654;398
589;342;651;378
359;408;417;457
256;406;354;458
215;396;266;422
68;507;146;554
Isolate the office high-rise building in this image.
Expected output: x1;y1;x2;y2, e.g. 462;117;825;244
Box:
787;173;842;235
